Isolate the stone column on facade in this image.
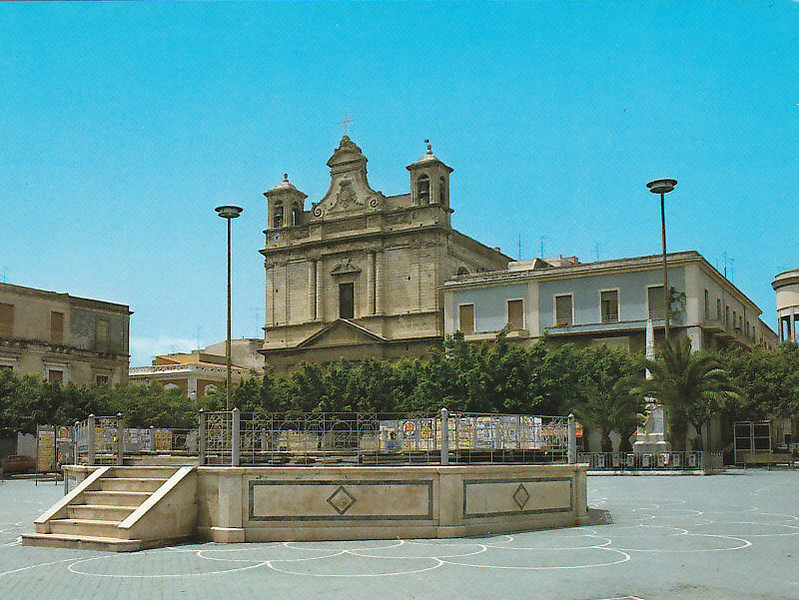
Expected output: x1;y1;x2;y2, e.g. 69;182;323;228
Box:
307;260;317;321
281;262;290;325
367;251;376;315
315;258;324;321
265;264;274;327
375;251;383;315
791;307;796;343
416;240;423;311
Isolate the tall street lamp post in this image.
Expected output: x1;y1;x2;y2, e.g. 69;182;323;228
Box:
646;179;677;342
215;205;243;410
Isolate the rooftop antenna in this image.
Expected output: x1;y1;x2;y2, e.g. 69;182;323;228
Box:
540;236;546;258
518;234;522;260
594;242;600;262
1;266;7;283
730;258;735;282
196;326;201;352
723;251;727;277
252;307;262;338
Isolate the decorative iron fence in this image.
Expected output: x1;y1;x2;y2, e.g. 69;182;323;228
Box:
578;450;723;471
70;410;576;467
200;409;573;467
74;414;124;465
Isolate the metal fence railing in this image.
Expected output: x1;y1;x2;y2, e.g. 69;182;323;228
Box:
200;409;574;467
75;414;124;466
578;450;723;471
68;409;578;468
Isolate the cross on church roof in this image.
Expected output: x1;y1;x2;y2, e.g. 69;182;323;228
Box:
338;112;354;136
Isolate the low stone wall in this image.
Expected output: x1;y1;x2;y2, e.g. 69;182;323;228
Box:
197;464;588;543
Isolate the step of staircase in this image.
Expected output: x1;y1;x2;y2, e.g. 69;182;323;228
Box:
112;466;181;478
20;532;181;552
49;518;123;538
83;490;151;506
101;477;168;493
68;504;137;521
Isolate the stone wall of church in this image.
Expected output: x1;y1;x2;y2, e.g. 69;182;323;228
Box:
260;137;510;373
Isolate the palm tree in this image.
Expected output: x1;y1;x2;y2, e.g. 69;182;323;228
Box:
642;337;739;450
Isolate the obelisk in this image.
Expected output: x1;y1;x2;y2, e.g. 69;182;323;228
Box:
633;318;671;453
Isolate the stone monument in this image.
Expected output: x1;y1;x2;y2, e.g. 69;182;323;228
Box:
633;318;671;453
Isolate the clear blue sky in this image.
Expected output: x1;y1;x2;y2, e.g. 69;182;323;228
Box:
2;1;798;367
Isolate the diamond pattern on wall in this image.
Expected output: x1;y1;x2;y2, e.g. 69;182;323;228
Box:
512;483;530;510
326;485;357;515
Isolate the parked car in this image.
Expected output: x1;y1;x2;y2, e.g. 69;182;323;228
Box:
1;454;35;474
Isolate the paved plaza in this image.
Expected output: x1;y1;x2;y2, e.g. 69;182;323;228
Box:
1;470;797;599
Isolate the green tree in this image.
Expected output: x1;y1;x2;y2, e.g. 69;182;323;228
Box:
643;337;739;450
722;344;799;420
573;345;644;452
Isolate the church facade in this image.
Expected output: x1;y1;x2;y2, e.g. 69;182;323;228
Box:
259;136;510;373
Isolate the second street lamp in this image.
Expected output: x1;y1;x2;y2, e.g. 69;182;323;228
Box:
646;179;677;342
215;205;243;410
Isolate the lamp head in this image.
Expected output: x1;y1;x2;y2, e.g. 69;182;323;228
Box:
215;205;243;219
646;179;677;195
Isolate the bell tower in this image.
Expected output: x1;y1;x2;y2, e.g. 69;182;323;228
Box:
264;174;308;229
406;140;454;225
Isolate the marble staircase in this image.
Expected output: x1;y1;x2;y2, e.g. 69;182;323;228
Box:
22;465;197;552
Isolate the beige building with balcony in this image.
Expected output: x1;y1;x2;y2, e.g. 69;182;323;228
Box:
0;282;131;384
259;136;510;373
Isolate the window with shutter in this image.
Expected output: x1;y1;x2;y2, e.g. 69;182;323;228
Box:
0;303;13;337
647;286;665;320
51;312;64;344
555;295;572;326
600;290;618;323
507;299;524;330
459;304;475;334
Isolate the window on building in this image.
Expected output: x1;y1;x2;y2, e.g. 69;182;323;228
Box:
745;321;750;338
48;369;63;384
507;299;524;330
96;374;109;385
0;303;13;337
96;318;109;348
291;203;300;226
50;311;64;344
704;290;710;319
733;310;738;331
717;298;721;320
725;305;730;327
647;286;665;320
272;202;283;229
600;290;619;323
339;283;354;319
417;175;430;203
458;304;475;334
555;294;573;326
439;177;446;204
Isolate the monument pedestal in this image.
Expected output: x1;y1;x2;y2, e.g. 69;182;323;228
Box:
633;403;671;454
